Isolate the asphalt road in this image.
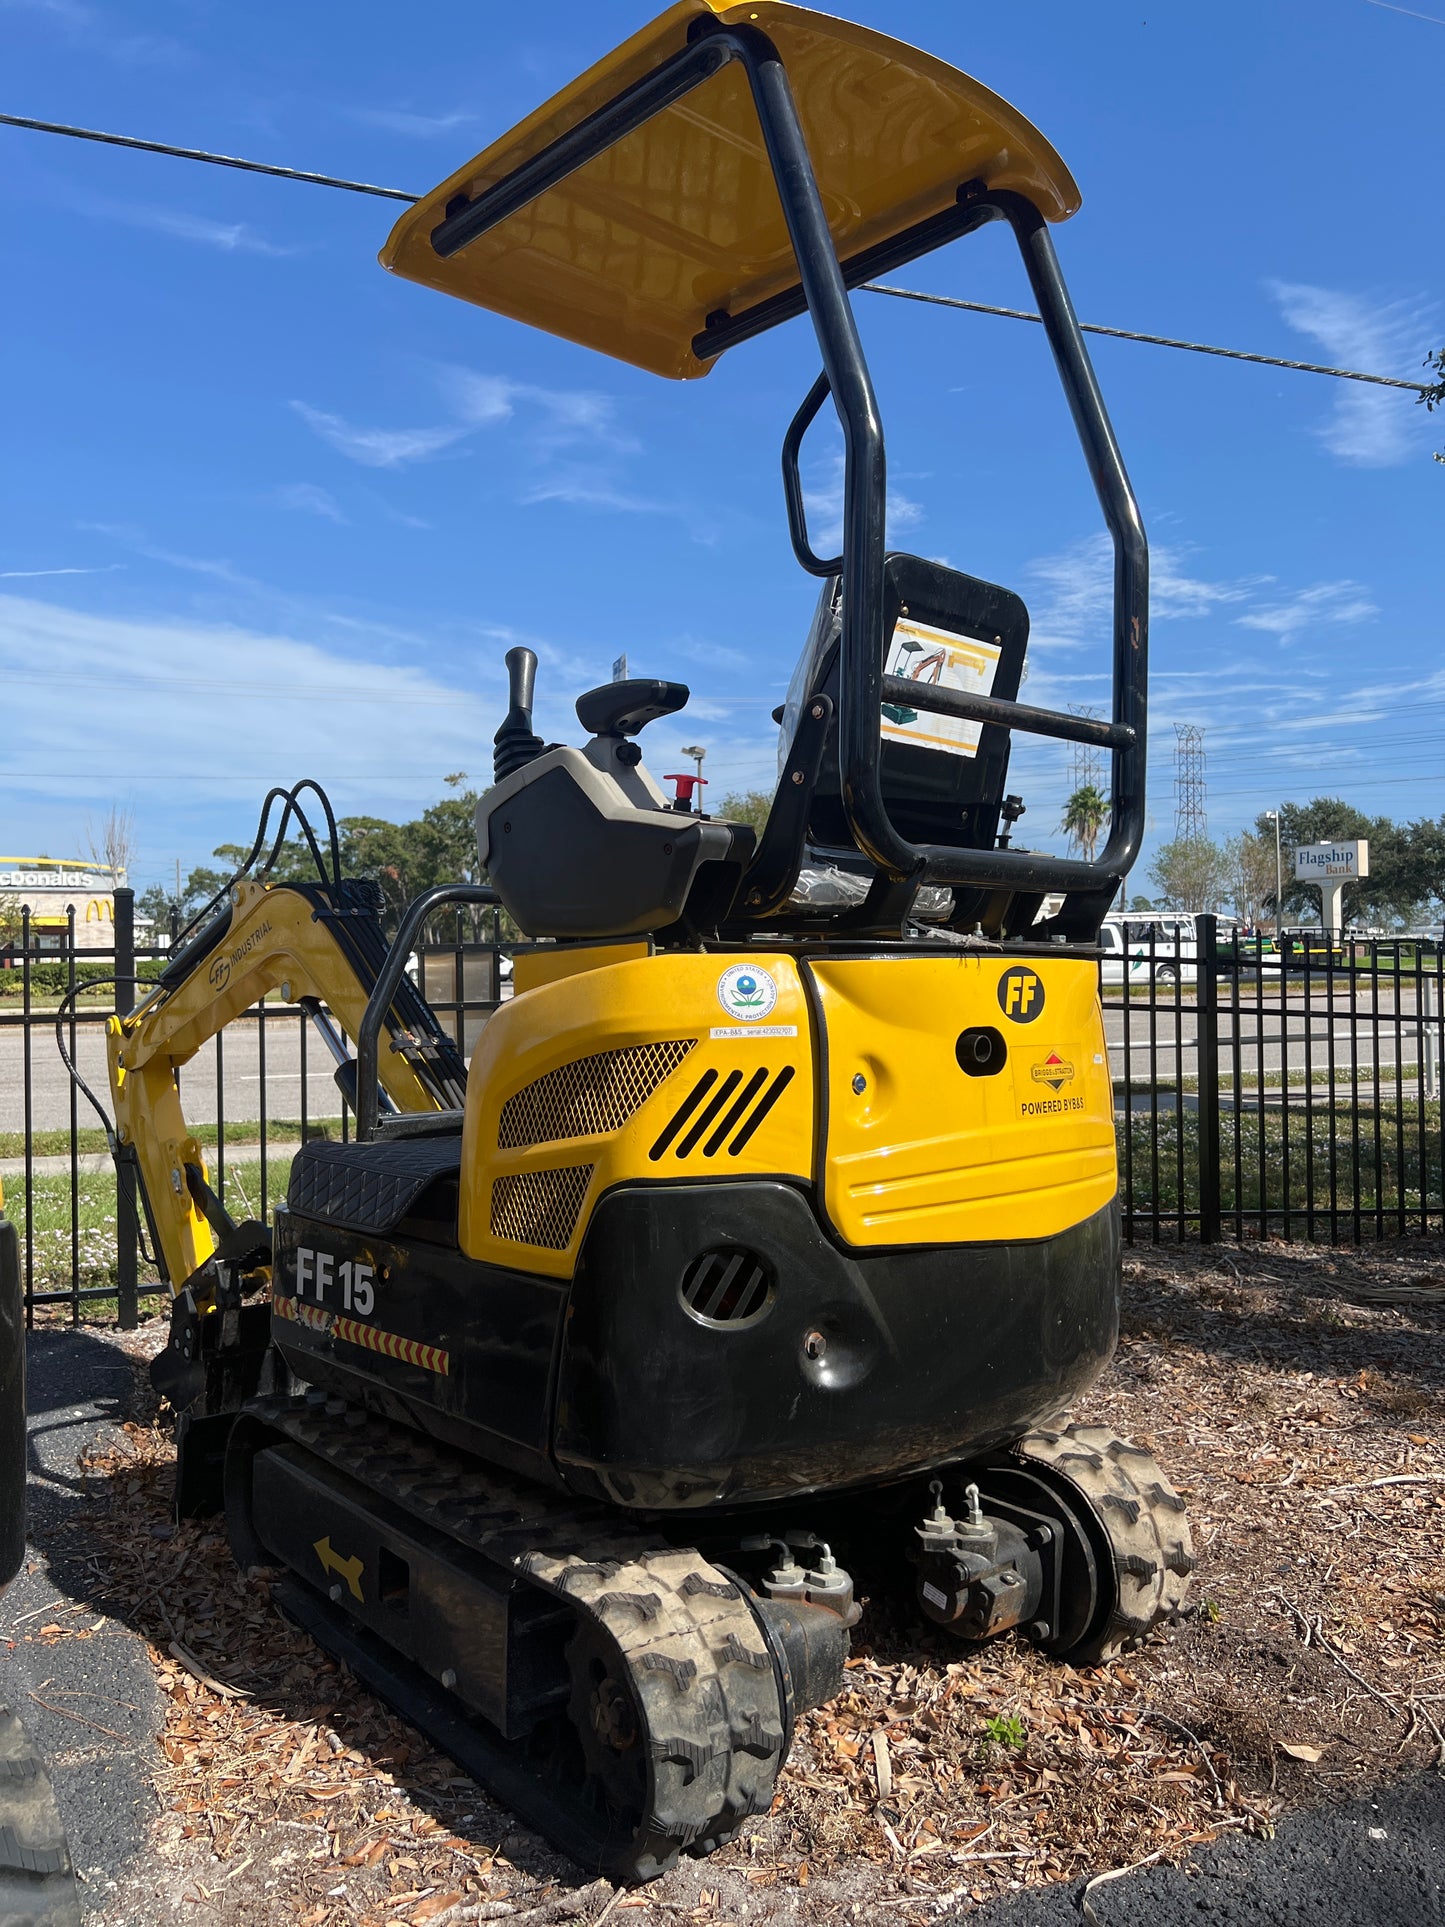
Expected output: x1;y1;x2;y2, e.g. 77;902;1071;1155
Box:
1;1014;344;1136
0;1330;163;1920
966;1772;1445;1925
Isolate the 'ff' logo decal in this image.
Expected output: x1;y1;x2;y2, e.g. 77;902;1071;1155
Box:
998;966;1045;1023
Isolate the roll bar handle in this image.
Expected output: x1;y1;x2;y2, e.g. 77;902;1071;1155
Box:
356;883;501;1141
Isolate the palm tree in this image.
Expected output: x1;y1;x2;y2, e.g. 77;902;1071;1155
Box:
1061;784;1110;862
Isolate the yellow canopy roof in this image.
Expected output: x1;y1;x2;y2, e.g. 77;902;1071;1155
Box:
380;1;1079;381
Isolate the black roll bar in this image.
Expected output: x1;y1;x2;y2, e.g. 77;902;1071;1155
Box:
429;22;1148;927
355;883;500;1141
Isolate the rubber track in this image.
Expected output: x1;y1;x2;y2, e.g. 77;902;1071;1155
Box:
1013;1422;1195;1664
0;1707;80;1927
248;1395;786;1880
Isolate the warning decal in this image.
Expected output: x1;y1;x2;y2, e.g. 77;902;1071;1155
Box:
880;617;1002;760
275;1293;450;1376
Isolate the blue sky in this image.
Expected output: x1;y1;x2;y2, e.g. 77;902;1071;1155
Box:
2;0;1442;900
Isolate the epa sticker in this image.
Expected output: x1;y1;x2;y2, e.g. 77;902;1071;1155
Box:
717;964;778;1023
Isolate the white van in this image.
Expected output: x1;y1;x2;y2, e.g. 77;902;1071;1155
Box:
1098;913;1199;985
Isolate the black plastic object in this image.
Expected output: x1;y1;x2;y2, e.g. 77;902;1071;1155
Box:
729;694;833;922
482;766;752;945
0;1213;24;1589
575;678;689;737
553;1182;1119;1509
494;647;546;782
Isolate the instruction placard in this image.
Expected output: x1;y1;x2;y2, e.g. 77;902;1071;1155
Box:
880;617;1002;759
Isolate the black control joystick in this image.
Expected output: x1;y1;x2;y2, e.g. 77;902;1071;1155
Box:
493;647;546;782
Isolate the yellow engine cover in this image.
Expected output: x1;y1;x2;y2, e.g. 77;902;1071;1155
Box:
460;948;1115;1275
808;955;1115;1247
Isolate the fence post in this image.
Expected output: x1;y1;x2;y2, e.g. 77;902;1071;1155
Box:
113;888;139;1330
1196;913;1221;1243
1424;969;1439;1103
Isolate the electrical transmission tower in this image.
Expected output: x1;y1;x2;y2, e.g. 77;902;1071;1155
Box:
1174;724;1207;840
1067;706;1102;796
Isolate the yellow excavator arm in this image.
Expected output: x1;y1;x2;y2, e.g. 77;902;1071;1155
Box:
106;875;467;1295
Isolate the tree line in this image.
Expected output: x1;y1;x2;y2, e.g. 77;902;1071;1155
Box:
139;775;489;938
1143;799;1445;928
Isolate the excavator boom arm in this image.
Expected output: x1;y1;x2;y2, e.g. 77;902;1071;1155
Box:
106;877;466;1292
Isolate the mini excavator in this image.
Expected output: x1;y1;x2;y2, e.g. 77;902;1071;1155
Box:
98;3;1192;1881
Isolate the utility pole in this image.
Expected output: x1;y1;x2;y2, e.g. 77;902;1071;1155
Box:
679;744;706;810
1265;809;1283;936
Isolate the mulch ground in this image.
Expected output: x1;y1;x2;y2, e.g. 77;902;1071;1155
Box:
33;1235;1445;1925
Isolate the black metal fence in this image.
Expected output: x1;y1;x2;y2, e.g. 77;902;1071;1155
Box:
0;890;507;1326
1111;914;1445;1244
4;898;1443;1326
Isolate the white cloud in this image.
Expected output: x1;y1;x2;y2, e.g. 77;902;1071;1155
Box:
672;637;753;672
0;564;123;578
0;593;491;811
1025;536;1253;650
802;452;922;556
272;483;348;524
290;370;632;478
442;369;634;452
289;401;469;469
84;199;293;255
520;476;666;515
350;106;476;138
1235;580;1378;642
1269;280;1431;466
0;0;181;63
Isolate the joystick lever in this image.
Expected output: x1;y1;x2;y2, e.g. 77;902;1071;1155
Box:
494;646;545;782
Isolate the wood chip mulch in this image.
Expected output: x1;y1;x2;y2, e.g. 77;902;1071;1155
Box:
53;1234;1445;1924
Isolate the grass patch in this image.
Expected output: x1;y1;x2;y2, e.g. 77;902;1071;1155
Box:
9;1158;293;1301
1121;1099;1445;1226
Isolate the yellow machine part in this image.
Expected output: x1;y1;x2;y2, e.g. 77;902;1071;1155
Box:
461;948;1115;1278
107;879;450;1295
460;952;814;1277
381;0;1080;380
809;955;1116;1247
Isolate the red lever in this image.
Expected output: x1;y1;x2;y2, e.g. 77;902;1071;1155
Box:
664;773;707;809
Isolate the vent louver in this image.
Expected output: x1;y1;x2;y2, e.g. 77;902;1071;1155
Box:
649;1065;795;1162
679;1248;774;1328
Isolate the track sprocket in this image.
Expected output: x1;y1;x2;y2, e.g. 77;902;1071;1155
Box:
1012;1423;1195;1663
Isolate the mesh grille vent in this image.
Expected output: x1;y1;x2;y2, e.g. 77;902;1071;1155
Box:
498;1040;696;1151
679;1247;775;1328
490;1166;594;1250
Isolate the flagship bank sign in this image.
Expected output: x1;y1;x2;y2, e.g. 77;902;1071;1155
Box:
1294;841;1369;881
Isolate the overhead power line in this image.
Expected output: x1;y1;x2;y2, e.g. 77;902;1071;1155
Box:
0;112;417;202
0;110;1435;395
860;283;1433;394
